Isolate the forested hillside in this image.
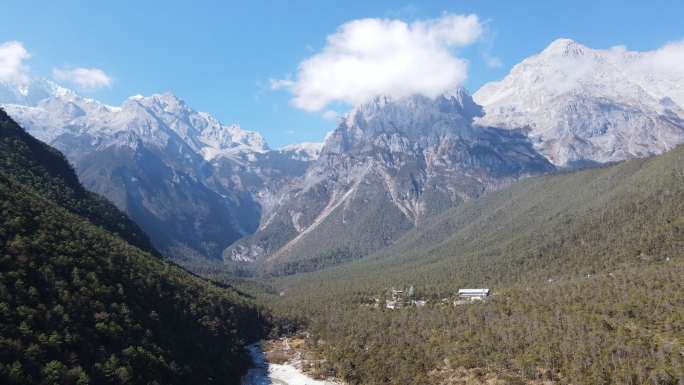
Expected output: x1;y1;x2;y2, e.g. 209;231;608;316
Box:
223;140;684;384
0;108;271;384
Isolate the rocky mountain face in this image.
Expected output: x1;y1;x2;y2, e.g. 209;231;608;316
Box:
0;78;314;267
226;87;555;266
473;38;684;167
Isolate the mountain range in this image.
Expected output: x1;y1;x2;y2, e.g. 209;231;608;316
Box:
1;84;315;268
3;38;684;270
4;37;684;384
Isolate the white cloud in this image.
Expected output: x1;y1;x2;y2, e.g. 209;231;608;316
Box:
322;110;337;120
53;67;113;90
632;40;684;78
0;41;31;83
271;14;483;111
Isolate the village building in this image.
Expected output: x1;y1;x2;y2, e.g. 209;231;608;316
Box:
413;300;427;307
458;288;490;300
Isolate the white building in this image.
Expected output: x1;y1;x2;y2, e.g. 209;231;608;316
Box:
458;289;490;300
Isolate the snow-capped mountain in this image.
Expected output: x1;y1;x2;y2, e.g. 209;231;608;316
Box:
4;89;269;160
226;87;554;263
473;39;684;167
322;86;484;156
7;38;684;270
0;79;312;266
0;76;76;106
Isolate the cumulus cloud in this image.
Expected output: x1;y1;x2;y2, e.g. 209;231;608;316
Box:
322;110;337;120
632;39;684;78
271;14;483;111
53;67;113;90
0;41;31;83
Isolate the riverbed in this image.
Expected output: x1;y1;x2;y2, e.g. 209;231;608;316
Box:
241;343;330;385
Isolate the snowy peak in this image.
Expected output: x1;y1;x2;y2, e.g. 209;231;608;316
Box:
0;76;76;106
133;92;270;158
474;39;684;113
473;39;684;167
323;86;483;155
542;38;589;58
136;92;190;117
2;85;271;161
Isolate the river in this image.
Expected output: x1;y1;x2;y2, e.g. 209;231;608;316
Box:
240;342;331;385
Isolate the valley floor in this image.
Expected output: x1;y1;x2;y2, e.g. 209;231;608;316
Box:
241;343;333;385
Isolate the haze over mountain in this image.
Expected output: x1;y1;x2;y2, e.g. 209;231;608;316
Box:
275;142;325;162
0;77;76;107
474;38;684;167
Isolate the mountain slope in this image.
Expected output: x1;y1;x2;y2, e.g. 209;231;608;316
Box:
474;38;684;167
1;82;312;267
0;108;270;384
227;87;554;268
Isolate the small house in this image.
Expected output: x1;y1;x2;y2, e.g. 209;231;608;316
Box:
391;289;404;301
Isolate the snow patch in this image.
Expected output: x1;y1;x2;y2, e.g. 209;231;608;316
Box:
277;142;324;161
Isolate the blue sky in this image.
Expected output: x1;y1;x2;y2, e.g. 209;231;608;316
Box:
1;1;683;148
